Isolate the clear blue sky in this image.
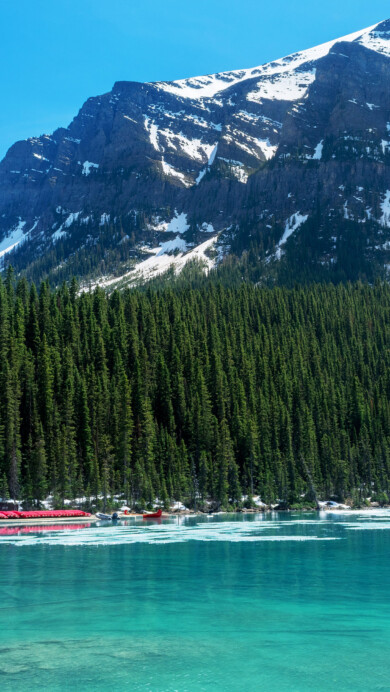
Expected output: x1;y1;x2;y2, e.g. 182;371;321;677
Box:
0;0;388;159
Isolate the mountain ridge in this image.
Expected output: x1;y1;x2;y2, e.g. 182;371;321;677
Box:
149;21;381;99
1;19;390;287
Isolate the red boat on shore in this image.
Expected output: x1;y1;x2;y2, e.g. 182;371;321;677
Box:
142;509;162;519
0;510;91;520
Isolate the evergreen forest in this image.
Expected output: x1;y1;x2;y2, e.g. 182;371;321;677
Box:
1;272;390;510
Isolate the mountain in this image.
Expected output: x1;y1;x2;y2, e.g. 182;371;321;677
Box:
1;20;390;287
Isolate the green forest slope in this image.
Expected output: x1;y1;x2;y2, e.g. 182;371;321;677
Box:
1;273;390;509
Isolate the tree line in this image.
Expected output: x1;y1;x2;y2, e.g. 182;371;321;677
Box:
1;272;390;509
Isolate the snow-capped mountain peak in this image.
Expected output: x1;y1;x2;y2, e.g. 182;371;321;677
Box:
152;23;381;101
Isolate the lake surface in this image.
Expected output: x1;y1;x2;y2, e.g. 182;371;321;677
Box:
1;511;390;691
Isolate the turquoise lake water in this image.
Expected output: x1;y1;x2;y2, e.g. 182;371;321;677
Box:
1;511;390;691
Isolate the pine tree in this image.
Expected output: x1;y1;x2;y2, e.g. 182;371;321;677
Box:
31;422;48;507
0;473;9;500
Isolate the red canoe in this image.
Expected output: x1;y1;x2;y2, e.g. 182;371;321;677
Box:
0;510;91;520
143;509;162;519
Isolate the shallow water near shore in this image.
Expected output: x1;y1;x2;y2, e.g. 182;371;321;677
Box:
1;511;390;691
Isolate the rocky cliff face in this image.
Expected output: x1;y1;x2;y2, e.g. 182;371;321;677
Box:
1;20;390;286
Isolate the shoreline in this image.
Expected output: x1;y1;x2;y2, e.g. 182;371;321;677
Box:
0;515;98;527
0;506;389;527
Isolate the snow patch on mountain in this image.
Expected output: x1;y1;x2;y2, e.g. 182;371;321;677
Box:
217;157;248;182
196;168;207;185
146;120;219;165
357;26;390;57
200;222;215;233
343;201;351;219
52;211;82;241
166;211;190;234
184;115;222;131
257;138;278;160
175;133;217;162
218;157;244;166
275;213;308;259
231;165;249;183
157;236;187;255
146;216;168;232
380;191;390;227
100;213;110;226
154;110;222;131
196;144;218;184
229;131;274;159
248;69;316;103
157;129;217;163
132;235;218;281
82;161;99;176
147;211;190;234
123;114;138;124
64;212;81;227
155;72;253;100
64;136;81;144
312;140;324;160
85;236;219;291
208;143;218;166
144;117;160;151
236;110;261;123
0;219;27;259
52;228;68;241
161;159;191;186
